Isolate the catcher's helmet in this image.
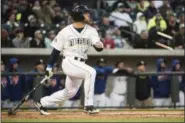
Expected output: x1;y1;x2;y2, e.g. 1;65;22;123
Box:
71;5;89;22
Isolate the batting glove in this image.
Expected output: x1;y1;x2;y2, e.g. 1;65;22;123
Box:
45;66;53;79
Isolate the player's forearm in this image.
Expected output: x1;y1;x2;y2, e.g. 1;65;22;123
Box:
113;68;135;76
93;41;104;52
47;48;61;70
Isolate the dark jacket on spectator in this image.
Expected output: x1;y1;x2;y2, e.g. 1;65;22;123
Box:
7;75;24;101
134;36;150;48
174;32;185;48
1;29;13;47
159;5;172;20
134;34;155;48
7;66;25;94
30;39;45;48
1;76;9;100
165;23;179;37
24;24;39;38
151;58;171;98
144;6;157;20
135;75;151;100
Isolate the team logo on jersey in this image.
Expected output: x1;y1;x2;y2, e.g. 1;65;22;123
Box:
69;38;91;46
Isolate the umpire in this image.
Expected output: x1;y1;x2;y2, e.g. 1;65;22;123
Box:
135;60;153;108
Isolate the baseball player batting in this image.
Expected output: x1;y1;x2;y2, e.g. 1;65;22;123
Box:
34;5;103;115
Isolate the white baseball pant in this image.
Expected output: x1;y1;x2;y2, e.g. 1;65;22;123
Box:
153;98;171;108
63;100;81;108
176;91;184;108
41;56;96;107
110;92;127;107
94;93;110;107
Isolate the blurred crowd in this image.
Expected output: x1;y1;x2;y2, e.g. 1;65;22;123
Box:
1;57;184;108
1;0;185;49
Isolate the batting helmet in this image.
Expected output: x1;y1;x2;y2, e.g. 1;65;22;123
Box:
70;5;89;22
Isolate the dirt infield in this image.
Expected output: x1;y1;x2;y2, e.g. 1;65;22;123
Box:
2;109;185;122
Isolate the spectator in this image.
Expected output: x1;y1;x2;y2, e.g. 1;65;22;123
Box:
165;14;179;37
109;4;133;41
1;29;12;47
133;12;147;35
135;0;149;13
147;12;167;32
109;4;133;28
20;1;35;24
147;12;167;46
24;15;40;38
6;57;25;107
134;30;153;48
7;58;23;73
52;5;64;24
111;1;132;13
177;13;184;25
94;58;113;107
26;59;46;102
32;0;51;24
174;24;185;49
47;0;56;17
1;61;10;108
159;0;172;20
45;30;56;48
7;69;24;107
171;59;184;107
30;30;45;48
40;0;54;24
12;28;30;48
144;1;157;20
152;0;163;9
99;16;111;38
103;33;115;49
16;0;28;20
7;57;25;92
110;61;129;107
135;60;153;108
151;58;171;108
126;0;137;10
113;28;132;48
3;13;20;37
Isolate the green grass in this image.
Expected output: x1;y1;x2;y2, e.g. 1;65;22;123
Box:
2;118;184;122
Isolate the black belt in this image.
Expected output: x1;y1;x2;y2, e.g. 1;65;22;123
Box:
63;56;85;62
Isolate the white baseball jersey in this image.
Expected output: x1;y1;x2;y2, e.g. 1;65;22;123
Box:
112;68;128;94
51;24;100;59
41;24;101;108
112;76;128;94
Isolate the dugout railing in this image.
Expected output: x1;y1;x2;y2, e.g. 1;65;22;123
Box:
1;71;184;110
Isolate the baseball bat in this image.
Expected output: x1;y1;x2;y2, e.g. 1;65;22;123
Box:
155;42;174;51
157;32;173;40
8;76;49;115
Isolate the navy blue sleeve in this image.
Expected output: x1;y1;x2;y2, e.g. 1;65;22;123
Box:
47;48;61;67
105;67;114;74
